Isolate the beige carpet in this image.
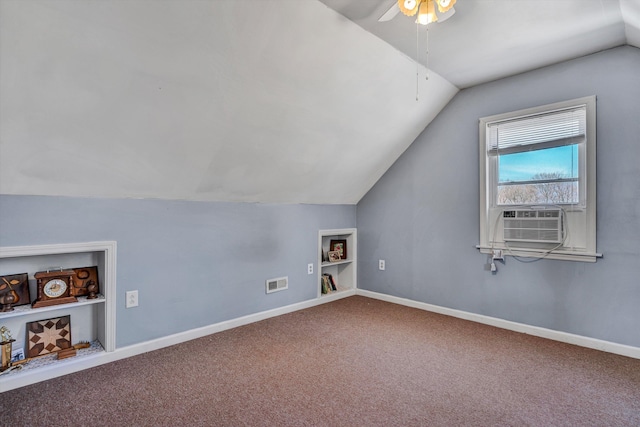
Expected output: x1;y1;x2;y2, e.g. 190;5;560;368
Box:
3;296;640;426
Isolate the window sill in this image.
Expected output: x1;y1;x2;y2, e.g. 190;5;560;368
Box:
476;245;602;263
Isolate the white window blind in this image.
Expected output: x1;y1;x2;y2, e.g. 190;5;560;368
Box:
487;105;586;154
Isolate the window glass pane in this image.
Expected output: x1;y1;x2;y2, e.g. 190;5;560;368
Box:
497;181;578;205
497;144;579;205
498;145;578;184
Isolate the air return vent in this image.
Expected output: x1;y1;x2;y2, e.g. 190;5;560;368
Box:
265;276;288;294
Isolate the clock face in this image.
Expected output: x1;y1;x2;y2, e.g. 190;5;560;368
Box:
43;279;68;298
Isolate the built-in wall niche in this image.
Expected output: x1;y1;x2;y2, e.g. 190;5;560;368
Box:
0;241;116;391
318;228;357;297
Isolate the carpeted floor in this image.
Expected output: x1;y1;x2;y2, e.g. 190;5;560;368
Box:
2;296;640;426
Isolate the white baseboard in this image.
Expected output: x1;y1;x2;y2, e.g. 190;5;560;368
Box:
356;289;640;360
1;290;355;392
113;289;356;361
5;286;635;393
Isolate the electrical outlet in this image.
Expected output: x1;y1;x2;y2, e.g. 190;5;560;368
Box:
379;260;385;270
126;290;138;308
308;263;314;275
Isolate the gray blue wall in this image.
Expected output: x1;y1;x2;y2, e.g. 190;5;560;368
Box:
2;46;638;351
357;46;640;348
0;195;355;347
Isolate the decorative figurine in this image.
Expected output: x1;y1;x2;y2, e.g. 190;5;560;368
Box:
0;292;16;312
0;326;16;372
86;281;98;299
0;326;12;342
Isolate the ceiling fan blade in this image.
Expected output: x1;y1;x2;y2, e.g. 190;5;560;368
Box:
436;6;455;22
378;2;400;22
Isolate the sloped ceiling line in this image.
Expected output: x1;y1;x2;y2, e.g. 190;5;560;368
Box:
0;0;636;205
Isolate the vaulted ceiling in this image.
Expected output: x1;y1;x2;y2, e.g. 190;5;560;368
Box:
1;0;638;204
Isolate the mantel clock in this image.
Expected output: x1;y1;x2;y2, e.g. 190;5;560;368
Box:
33;269;78;308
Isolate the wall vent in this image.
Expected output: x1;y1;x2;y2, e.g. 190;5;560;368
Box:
502;208;563;243
265;276;288;294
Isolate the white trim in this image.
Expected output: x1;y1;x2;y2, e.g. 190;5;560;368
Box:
317;288;357;302
318;228;357;237
102;242;117;352
356;289;640;360
0;241;114;258
0;290;353;392
476;245;602;262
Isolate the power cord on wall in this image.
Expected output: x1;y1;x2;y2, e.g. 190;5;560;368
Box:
487;204;570;272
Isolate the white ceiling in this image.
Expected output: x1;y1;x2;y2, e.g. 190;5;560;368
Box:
319;0;639;88
1;0;638;205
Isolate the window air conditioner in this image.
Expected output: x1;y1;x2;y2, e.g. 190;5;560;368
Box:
502;208;563;244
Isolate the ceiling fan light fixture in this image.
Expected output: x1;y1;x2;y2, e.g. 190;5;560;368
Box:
436;0;456;13
399;0;420;17
417;0;437;25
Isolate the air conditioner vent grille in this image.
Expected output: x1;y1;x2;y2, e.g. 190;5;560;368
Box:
502;208;563;243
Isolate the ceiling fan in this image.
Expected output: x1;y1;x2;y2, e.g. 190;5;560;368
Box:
379;0;457;25
377;0;458;101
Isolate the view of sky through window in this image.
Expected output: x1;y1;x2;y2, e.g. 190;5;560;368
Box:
498;145;579;183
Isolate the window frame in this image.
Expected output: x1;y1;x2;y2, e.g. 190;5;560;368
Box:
478;96;600;262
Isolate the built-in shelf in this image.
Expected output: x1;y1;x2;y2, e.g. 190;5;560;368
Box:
0;241;116;392
1;340;104;378
318;228;357;298
321;259;353;268
0;295;105;319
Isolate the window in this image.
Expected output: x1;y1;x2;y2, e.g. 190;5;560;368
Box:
478;96;599;262
488;105;585;208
